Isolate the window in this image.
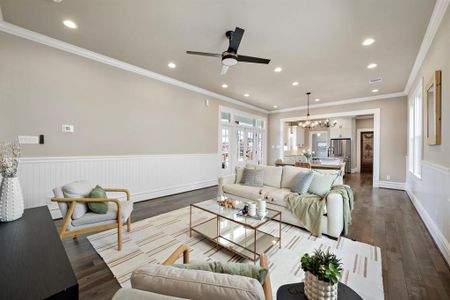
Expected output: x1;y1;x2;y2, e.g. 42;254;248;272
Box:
219;107;267;173
408;80;423;178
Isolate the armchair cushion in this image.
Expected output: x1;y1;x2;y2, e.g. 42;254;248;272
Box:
71;200;133;227
131;264;265;300
87;185;109;214
173;262;268;285
62;180;93;219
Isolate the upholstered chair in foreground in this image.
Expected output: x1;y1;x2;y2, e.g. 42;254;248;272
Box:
118;244;273;300
51;180;133;251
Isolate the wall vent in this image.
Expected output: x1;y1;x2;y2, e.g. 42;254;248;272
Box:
369;78;383;84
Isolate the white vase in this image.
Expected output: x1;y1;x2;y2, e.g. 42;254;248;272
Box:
0;177;24;222
304;271;338;300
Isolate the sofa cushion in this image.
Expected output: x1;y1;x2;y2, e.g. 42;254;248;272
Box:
223;184;275;201
242;168;264;187
281;166;311;188
261;166;282;188
291;171;314;195
62;180;93;219
308;171;339;197
71;200;133;227
266;188;292;206
131;264;265;300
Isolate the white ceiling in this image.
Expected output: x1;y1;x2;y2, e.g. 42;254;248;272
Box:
0;0;436;110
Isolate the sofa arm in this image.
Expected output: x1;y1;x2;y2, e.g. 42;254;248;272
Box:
218;174;236;195
325;192;344;238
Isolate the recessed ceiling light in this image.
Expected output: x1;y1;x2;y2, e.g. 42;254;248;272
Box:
372;89;379;93
315;98;320;102
244;93;250;97
53;0;63;3
292;81;299;86
62;20;77;29
273;105;278;109
274;67;283;73
168;62;176;69
221;84;228;88
362;38;375;46
367;63;378;69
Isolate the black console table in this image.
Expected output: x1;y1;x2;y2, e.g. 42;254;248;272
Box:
0;206;78;299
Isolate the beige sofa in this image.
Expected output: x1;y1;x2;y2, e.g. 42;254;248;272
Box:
218;165;345;238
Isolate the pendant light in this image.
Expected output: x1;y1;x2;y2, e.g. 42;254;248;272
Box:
298;92;319;129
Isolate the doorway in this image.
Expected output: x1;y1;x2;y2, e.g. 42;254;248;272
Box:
360;131;374;173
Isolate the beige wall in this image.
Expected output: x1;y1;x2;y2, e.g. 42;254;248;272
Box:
408;8;450;168
268;97;408;182
0;32;266;157
356;118;374;129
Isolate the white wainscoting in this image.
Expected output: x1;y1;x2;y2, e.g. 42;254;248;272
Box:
13;154;219;217
406;160;450;265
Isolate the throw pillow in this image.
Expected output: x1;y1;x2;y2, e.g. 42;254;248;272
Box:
173;262;268;285
87;185;109;214
291;171;314;194
308;171;339;197
235;166;245;184
242;168;264;187
62;180;92;219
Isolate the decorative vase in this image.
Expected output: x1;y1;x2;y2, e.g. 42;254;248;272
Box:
304;271;338;300
0;177;24;222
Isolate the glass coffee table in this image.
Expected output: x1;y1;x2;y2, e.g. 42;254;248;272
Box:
190;199;282;262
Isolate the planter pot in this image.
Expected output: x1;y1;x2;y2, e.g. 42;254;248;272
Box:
304;271;338;300
0;177;24;222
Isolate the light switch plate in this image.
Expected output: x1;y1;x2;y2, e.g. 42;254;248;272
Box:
18;136;40;144
62;124;74;133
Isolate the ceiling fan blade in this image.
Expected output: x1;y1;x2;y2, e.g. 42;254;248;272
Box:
237;55;271;64
228;27;244;53
186;51;222;57
220;65;229;75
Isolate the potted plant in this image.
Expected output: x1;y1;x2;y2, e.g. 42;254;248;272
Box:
302;149;314;162
0;141;24;222
301;249;342;300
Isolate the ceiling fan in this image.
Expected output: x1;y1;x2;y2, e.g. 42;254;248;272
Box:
186;27;271;75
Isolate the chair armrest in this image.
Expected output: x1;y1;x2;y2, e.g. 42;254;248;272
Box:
51;197;120;204
163;244;190;265
104;188;131;201
218;175;236;195
324;192;344;238
260;254;272;300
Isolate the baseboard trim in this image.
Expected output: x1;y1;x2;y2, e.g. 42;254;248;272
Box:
377;181;406;190
49;179;217;219
406;189;450;266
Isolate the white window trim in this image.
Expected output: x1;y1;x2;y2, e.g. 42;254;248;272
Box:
218;106;267;175
408;78;423;179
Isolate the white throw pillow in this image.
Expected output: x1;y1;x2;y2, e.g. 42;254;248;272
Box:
62;180;93;219
261;166;282;188
308;171;339;197
281;166;311;188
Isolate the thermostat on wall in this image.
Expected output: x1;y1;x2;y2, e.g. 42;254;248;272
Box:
62;124;74;133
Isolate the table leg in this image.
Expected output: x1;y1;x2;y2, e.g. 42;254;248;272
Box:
254;228;257;263
216;215;220;249
279;212;282;249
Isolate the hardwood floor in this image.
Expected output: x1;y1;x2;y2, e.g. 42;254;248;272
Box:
55;174;450;300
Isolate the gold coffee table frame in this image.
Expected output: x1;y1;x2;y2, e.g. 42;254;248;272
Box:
190;200;282;262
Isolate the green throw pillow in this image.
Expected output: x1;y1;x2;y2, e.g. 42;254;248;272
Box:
173;261;268;285
88;185;108;214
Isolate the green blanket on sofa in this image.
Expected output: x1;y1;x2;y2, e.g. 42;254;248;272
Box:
284;185;354;237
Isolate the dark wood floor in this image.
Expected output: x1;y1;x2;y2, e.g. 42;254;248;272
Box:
56;173;450;300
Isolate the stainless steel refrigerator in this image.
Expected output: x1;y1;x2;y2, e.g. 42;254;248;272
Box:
329;138;352;173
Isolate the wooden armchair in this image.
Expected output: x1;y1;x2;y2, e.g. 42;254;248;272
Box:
163;244;273;300
51;188;132;251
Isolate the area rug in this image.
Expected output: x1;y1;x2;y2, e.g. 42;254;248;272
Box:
87;203;384;299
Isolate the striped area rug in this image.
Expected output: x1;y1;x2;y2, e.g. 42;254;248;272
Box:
87;203;384;299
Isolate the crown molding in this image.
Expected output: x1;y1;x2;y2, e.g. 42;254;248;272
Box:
404;0;450;94
269;92;406;114
0;21;269;114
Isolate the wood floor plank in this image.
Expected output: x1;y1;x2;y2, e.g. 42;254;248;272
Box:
54;174;450;300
